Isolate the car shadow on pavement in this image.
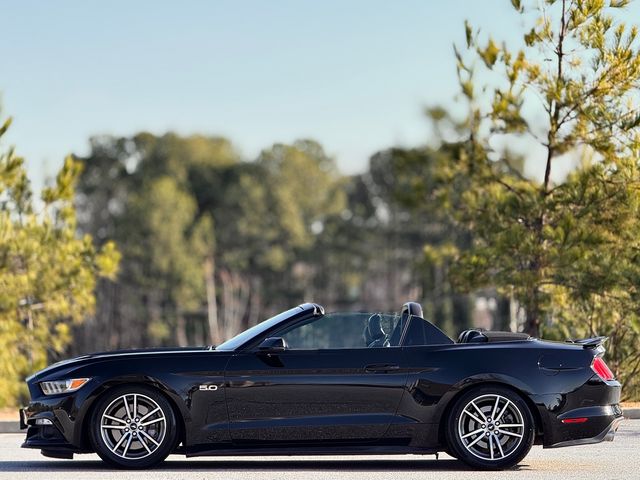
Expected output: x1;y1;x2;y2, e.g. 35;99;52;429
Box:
0;458;531;472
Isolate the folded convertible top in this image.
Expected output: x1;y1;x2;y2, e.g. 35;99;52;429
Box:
457;329;531;344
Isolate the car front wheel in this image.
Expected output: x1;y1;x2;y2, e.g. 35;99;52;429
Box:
89;385;178;469
446;385;535;470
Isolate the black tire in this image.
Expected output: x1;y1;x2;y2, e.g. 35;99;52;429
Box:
446;385;534;470
89;385;178;469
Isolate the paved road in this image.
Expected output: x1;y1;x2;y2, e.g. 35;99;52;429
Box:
1;420;638;480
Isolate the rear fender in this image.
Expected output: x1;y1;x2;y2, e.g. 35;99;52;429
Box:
437;372;537;415
436;375;543;445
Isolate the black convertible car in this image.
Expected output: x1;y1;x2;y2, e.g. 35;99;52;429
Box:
21;302;623;470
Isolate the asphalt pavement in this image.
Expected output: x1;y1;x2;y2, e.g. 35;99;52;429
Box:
1;420;639;480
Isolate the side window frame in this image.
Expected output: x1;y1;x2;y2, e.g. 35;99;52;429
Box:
273;312;403;351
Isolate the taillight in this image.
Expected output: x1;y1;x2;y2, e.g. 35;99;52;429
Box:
591;356;614;381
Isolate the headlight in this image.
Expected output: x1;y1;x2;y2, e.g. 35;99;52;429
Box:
40;378;91;395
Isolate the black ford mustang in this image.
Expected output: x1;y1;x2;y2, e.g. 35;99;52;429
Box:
21;302;623;470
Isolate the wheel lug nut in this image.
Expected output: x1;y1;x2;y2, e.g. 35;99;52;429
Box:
126;419;131;423
481;424;485;428
124;428;129;432
135;418;139;422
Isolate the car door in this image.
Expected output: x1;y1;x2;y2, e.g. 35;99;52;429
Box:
224;312;408;446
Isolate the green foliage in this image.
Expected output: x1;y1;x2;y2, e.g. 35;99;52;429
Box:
229;141;346;271
74;134;347;348
352;146;477;336
76;133;238;347
0;116;120;407
72;128;478;354
398;0;640;399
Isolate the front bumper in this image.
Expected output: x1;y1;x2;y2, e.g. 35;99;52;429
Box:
19;408;27;430
20;396;87;455
20;404;78;453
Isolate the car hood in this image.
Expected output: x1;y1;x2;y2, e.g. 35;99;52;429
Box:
26;346;217;382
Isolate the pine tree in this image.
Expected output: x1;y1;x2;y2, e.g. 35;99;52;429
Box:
404;0;640;399
0;114;120;406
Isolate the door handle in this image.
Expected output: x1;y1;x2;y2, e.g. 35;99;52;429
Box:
365;363;400;373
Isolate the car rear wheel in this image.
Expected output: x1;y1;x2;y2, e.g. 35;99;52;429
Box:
446;385;534;470
89;385;178;469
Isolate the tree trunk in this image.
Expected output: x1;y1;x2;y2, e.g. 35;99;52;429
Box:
204;256;220;345
248;276;262;327
523;287;541;337
176;308;188;347
219;269;251;341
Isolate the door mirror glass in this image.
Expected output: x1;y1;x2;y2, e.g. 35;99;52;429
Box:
258;337;287;352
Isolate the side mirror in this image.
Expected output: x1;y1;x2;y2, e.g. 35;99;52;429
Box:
258;337;287;353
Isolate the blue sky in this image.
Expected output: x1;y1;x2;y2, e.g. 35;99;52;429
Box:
2;0;636;190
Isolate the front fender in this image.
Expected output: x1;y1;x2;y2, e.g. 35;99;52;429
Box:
72;373;192;448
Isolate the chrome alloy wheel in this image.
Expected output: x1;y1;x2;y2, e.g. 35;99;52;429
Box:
457;393;525;461
99;393;167;460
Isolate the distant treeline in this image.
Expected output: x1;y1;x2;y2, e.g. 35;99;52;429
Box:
70;134;496;354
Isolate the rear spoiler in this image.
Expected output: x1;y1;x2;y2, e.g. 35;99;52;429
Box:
566;336;608;353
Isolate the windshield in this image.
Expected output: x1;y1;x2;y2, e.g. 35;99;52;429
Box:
215;306;303;351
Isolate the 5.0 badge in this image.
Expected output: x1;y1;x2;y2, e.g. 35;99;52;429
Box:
198;384;219;391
